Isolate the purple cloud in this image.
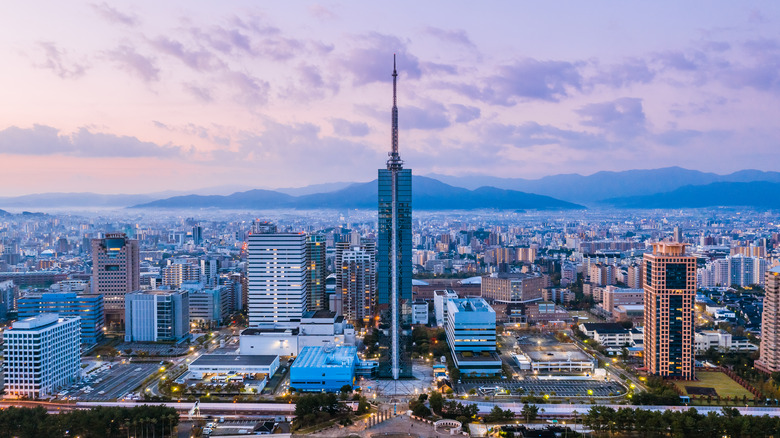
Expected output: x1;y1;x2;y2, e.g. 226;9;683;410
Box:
105;45;159;82
450;104;480;123
223;71;270;106
0;125;184;157
151;36;224;71
183;83;213;102
421;62;458;75
576;97;646;138
331;119;370;137
404;102;450;130
342;33;421;85
423;27;476;48
90;3;138;26
34;42;88;79
444;58;582;105
590;58;655;88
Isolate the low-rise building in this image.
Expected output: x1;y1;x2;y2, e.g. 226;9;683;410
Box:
188;354;280;380
481;273;545;304
289;345;358;392
239;310;355;356
433;289;458;327
412;301;428;325
694;330;759;353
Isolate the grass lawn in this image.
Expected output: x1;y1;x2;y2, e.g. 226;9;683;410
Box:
674;371;753;399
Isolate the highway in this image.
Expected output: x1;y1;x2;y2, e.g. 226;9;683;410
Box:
461;401;780;418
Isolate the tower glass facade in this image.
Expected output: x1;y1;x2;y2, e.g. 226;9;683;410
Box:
376;57;413;379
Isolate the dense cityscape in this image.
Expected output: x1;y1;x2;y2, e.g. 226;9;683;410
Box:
4;2;780;438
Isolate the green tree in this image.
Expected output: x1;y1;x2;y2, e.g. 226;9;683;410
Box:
521;404;539;423
429;391;444;415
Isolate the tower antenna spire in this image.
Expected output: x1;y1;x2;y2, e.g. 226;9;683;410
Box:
389;54;401;165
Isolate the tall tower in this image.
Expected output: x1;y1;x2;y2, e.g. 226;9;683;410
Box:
756;266;780;373
247;227;308;325
91;233;139;328
643;242;696;379
377;56;413;379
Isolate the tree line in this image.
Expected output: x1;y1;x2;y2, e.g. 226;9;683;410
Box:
0;405;178;438
584;405;780;438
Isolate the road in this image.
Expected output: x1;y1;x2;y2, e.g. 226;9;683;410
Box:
460;401;780;418
568;334;646;392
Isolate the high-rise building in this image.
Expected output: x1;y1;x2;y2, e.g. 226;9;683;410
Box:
4;314;81;399
673;226;683;243
91;233;139;327
163;261;201;288
192;226;203;245
336;241;376;324
377;57;413;380
17;292;104;345
248;229;308;325
124;290;190;342
756;266;780;373
307;234;327;311
643;242;696;379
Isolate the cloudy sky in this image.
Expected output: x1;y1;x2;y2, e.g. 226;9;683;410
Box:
1;1;779;195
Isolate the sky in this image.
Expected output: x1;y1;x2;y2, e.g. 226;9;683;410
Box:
1;1;780;195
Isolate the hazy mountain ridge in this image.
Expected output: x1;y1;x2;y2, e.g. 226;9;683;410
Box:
601;181;780;209
3;167;779;209
131;176;584;210
427;167;780;202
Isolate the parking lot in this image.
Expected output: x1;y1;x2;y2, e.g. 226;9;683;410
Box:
67;361;162;401
457;377;626;398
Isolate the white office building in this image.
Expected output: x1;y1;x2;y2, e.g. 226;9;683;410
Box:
412;301;428;325
248;231;308;325
4;314;81;399
433;289;458;327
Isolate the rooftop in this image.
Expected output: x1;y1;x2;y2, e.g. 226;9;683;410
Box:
242;327;299;336
523;345;593;363
580;322;625;332
302;309;336;319
190;354;278;367
450;297;494;313
454;351;501;362
291;345;357;369
12;313;75;330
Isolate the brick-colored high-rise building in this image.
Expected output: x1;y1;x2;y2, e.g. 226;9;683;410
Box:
91;233;139;327
756;266;780;373
643;242;696;380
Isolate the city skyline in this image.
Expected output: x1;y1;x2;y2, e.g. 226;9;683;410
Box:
1;2;780;195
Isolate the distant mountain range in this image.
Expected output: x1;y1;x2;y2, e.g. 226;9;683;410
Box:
1;167;779;210
130;176;584;210
427;167;780;203
601;181;780;209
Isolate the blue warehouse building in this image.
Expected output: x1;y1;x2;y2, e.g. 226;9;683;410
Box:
17;292;105;345
290;345;358;392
